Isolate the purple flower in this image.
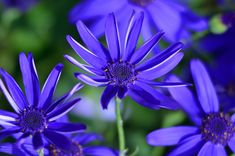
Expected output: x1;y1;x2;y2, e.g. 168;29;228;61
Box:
201;13;235;110
69;0;207;42
1;0;38;11
65;12;189;110
146;59;235;155
0;53;86;150
47;132;118;156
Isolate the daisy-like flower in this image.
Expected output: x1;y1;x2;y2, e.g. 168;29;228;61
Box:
47;132;118;156
147;59;235;156
65;12;188;110
69;0;207;42
0;53;86;150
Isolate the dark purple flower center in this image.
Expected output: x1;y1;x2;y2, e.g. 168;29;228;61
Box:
221;12;235;28
129;0;154;7
105;61;136;86
19;108;47;133
49;141;83;156
201;112;235;145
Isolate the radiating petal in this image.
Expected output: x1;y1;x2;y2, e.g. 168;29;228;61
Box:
231;113;235;122
228;136;235;153
67;35;106;68
0;79;20;113
46;83;83;113
136;42;183;71
181;10;208;31
73;133;103;145
198;142;226;156
44;130;71;151
148;1;182;42
141;13;155;41
167;75;202;125
88;17;106;38
101;85;118;109
0;120;16;126
128;85;160;110
128;81;179;110
0;127;20;140
0;110;16;127
64;55;104;76
47;98;81;122
117;87;127;99
190;59;219;114
48;122;86;133
168;134;203;156
21;143;37;155
147;126;198;146
130;31;164;65
138;79;191;87
0;109;17;121
0;69;27;110
76;21;111;60
115;6;133;51
39;64;63;109
123;12;144;61
0;143;26;156
19;52;40;106
68;0;125;23
18;132;30;140
83;146;118;156
137;52;183;80
74;73;108;87
105;13;121;61
32;132;44;150
28;53;41;106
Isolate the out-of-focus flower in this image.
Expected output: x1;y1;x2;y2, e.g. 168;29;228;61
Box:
47;132;118;156
1;0;38;11
72;96;116;122
147;59;235;155
201;12;235;110
0;53;86;151
65;12;189;110
69;0;207;42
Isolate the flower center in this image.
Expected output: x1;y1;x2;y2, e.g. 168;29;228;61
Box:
49;141;83;156
129;0;154;7
201;112;235;145
105;61;136;86
19;108;47;133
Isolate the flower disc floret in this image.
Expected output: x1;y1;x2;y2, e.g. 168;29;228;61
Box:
105;61;137;86
19;107;47;133
201;112;235;145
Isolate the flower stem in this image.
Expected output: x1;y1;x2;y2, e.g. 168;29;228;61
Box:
115;97;126;156
38;148;44;156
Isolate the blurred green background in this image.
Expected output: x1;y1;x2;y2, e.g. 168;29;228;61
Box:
0;0;234;156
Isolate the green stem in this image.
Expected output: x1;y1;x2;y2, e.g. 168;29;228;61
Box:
38;148;44;156
115;97;126;156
